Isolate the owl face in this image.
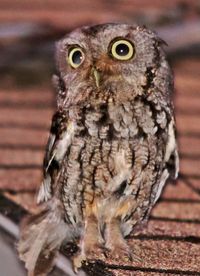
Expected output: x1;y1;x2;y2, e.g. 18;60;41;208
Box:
56;23;165;107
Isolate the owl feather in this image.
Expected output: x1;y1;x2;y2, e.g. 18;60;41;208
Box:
18;23;179;275
37;110;75;203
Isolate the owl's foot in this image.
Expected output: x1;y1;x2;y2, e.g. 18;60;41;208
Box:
84;215;102;255
104;234;133;261
104;218;139;262
105;240;133;261
72;252;86;273
73;215;102;272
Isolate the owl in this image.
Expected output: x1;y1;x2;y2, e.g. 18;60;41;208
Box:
18;23;179;275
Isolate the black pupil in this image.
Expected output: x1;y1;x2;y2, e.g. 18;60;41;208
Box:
72;50;82;64
116;43;129;56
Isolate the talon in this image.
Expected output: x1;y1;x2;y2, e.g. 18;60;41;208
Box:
73;253;86;273
133;252;142;263
102;246;110;258
127;251;133;262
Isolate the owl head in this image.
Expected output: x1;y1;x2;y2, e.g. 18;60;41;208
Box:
55;23;171;108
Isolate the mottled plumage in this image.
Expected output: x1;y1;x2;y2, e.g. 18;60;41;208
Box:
18;23;179;275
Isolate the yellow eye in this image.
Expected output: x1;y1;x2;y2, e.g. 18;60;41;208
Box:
110;39;135;61
67;47;84;68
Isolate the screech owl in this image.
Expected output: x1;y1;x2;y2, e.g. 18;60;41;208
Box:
18;23;179;275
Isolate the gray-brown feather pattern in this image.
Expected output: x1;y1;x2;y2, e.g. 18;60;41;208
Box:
18;23;179;275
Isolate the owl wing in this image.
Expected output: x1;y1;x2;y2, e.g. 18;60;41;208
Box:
164;118;179;179
153;118;179;204
37;110;75;203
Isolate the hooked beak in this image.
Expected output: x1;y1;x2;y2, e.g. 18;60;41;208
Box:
92;67;101;88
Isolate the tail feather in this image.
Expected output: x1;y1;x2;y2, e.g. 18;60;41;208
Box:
18;200;75;276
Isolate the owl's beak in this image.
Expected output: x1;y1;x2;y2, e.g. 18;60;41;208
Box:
92;67;101;88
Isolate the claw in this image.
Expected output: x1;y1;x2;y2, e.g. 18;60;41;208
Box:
126;250;133;262
101;246;110;258
72;253;86;273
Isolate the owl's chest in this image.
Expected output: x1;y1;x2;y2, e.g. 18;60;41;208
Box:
78;98;160;140
63;101;167;220
78;102;134;141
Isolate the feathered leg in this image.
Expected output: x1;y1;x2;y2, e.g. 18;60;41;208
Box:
73;214;100;272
